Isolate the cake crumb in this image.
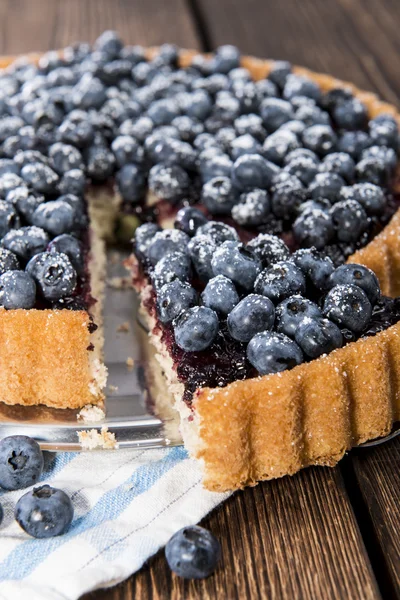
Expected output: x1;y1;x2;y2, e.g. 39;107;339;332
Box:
77;404;105;423
78;426;119;450
117;321;130;333
108;384;119;392
126;356;135;370
107;276;132;290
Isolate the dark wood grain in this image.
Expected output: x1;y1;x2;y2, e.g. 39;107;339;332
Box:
86;467;380;600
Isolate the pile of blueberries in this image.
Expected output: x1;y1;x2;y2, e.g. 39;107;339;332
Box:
135;217;384;376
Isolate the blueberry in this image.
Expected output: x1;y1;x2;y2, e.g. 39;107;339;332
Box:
323;284;372;333
200;155;233;183
231;154;279;191
146;229;190;266
330;199;368;243
341;183;386;215
276;295;322;338
262;130;300;166
0;270;36;309
211;241;262;290
182;90;212;121
46;143;81;176
152;251;192;289
21;162;59;194
333;98;367;130
337;131;372;160
279;119;307;136
13;151;50;171
121;116;153;141
85;145;115;182
260;98;294;132
94;30;123;58
26;251;77;301
268;61;292;89
284;147;319;166
283;155;319;185
0;247;20;275
134;223;161;259
0;158;19;176
232;188;270;226
193;133;220;151
0;116;24;142
32;200;76;236
295;316;343;358
201;275;239;316
165;525;220;579
120;44;145;64
0;173;25;197
293;204;334;249
58;169;86;196
174;306;219;352
254;260;306;303
110;135;143;168
116;163;146;204
308;172;344;203
173;207;206;237
15;484;73;539
58;114;94;147
247;331;303;375
234;114;266;140
2;226;49;261
171;115;204;142
188;234;216;282
369;118;399;150
303;124;337;156
156;279;197;323
227;294;275;342
283;74;321;102
229;134;261;161
271;175;306;219
72;74;106;110
355;157;389;186
201;176;237;216
361;145;397;172
0;435;43;490
149;164;190;202
0;200;20;237
319;152;355;182
197;221;239;245
213;90;240;122
147;98;180;126
294;103;330;128
322;87;353;111
291;247;334;290
215;127;237;152
48;234;84;275
327;264;380;305
246;234;290;268
212;45;240;74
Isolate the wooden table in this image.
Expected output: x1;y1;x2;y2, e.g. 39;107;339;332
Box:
2;0;399;597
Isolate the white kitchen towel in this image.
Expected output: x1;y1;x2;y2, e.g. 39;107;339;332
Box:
0;447;230;600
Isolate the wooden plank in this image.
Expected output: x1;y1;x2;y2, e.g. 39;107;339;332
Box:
0;0;200;55
84;467;380;600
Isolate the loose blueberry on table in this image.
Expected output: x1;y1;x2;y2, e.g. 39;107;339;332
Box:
165;525;221;579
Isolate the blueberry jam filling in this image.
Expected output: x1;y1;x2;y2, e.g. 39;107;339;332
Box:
134;224;400;406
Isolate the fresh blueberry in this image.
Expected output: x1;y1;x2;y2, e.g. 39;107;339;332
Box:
340;183;386;215
234;114;266;140
85;145;115;182
227;294;275;342
0;116;25;142
230;134;261;161
231;153;279;191
212;45;240;74
361;145;397;172
291;247;334;290
134;222;161;259
0;271;36;309
173;304;219;354
293;203;334;249
165;525;220;579
262;130;300;166
152;251;192;289
0;435;43;490
48;234;84;275
172;115;204;142
181;90;212;121
369;118;399;150
302;124;337;156
284;147;319;166
0;248;20;275
283;155;319;185
327;264;380;305
0;159;19;176
271;175;306;219
215;127;237;152
254;260;306;303
201;275;239;316
58;169;86;196
21;162;59;194
110;135;142;167
116;163;146;204
295;316;343;358
15;484;73;538
147;98;179;126
279;119;307;136
193;133;220;151
197;221;239;245
26;251;77;301
319;152;355;182
72;74;106;110
308;172;344;203
355;157;389;186
283;74;322;102
211;241;262;290
7;187;42;221
146;229;190;266
321;87;353;111
94;30;123;58
268;61;292;88
323;284;372;333
232;188;270;226
260;98;294;132
247;331;303;375
330;199;368;243
174;207;208;237
0;173;25;197
2;226;49;261
200;154;233;183
121;116;153;141
246;234;290;268
32;200;76;236
294;103;330;128
58;113;95;147
275;295;322;338
48;143;84;175
13;150;50;170
156;279;197;323
337;131;372;160
212;90;240;122
201;176;237;216
188;234;217;282
149;164;190;202
332;97;367;130
0;200;20;237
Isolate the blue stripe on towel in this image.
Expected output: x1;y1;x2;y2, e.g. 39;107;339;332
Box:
0;446;187;581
